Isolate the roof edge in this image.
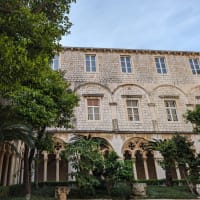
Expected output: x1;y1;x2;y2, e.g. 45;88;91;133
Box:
61;46;200;56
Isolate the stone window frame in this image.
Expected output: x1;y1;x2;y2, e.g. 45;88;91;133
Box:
164;100;178;122
51;54;59;71
154;56;167;74
85;54;97;73
84;96;102;121
120;55;132;73
189;58;200;75
122;95;143;122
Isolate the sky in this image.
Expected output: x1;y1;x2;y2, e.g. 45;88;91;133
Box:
61;0;200;52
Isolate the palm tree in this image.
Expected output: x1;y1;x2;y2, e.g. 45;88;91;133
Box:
0;104;34;148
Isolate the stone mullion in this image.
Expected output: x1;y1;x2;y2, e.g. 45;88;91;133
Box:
3;152;11;186
0;149;5;184
43;151;48;182
143;157;149;180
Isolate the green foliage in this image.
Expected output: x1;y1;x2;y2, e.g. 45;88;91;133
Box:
111;182;132;199
0;105;34;149
0;0;78;197
147;185;197;199
9;184;24;197
0;186;9;198
148;135;200;188
185;105;200;133
101;151;134;195
0;0;76;93
62;135;103;191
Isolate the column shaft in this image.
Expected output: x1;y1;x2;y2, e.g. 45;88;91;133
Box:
143;158;149;180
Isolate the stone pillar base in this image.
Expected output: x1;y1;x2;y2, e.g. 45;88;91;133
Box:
55;186;70;200
132;183;147;197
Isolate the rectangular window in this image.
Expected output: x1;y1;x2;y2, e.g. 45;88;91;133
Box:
87;99;100;120
120;56;132;73
51;55;59;70
189;58;200;75
165;100;178;121
126;99;140;121
155;57;167;74
85;55;96;72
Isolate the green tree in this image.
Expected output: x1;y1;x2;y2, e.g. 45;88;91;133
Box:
0;105;34;149
148;135;200;192
185;105;200;133
0;1;77;199
101;151;134;196
148;138;176;186
62;135;103;195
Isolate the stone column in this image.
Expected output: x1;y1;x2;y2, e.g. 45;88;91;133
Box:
8;153;16;185
43;152;48;182
143;157;149;180
154;157;165;179
56;153;60;182
132;157;137;180
0;149;6;183
175;163;181;180
2;152;11;186
13;156;20;184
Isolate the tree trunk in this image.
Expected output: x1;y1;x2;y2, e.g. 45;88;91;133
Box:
23;144;31;200
165;167;173;186
28;148;35;190
34;150;39;189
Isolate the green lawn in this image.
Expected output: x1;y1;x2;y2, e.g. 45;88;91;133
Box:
147;185;197;199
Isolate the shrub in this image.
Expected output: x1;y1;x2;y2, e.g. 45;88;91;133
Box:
0;186;9;198
9;184;24;197
111;182;131;199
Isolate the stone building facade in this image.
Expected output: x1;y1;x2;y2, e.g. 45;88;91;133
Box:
1;47;200;185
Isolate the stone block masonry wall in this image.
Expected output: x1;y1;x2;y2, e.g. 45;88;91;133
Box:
60;47;200;133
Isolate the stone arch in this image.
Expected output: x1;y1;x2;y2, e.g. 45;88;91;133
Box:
122;137;149;158
151;84;188;103
122;137;157;180
113;84;150;103
188;85;200;104
74;82;112;95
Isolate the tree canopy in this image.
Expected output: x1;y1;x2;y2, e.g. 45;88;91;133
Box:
185;105;200;133
0;1;77;198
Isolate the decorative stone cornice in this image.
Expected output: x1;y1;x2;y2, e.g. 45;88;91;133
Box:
121;95;142;98
82;93;104;97
62;46;200;56
159;95;179;99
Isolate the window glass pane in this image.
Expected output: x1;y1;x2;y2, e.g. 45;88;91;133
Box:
94;114;100;120
121;57;125;62
86;60;90;67
122;67;126;73
157;68;161;73
160;58;165;63
88;114;93;120
162;68;167;74
92;60;96;67
91;55;96;61
127;67;132;73
86;55;90;61
126;100;132;107
194;59;198;65
127;108;132;115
